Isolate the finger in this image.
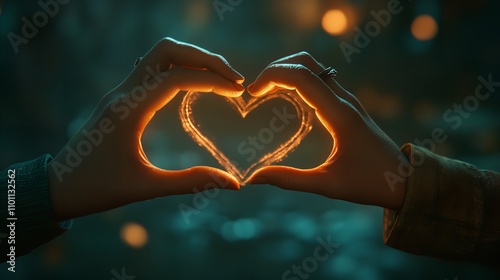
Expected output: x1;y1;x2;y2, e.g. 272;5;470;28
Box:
327;79;369;117
143;166;240;198
247;64;354;125
266;52;365;114
249;166;326;194
169;67;245;96
267;52;323;70
139;67;245;116
135;37;244;84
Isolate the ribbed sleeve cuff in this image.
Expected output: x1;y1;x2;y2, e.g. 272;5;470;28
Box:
0;155;72;262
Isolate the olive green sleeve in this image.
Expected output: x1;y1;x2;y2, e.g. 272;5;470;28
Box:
383;144;500;267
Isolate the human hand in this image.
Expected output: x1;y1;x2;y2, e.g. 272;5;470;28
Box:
248;52;408;210
48;38;245;221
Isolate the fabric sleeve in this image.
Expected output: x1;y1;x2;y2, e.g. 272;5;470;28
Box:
383;144;500;267
0;155;72;263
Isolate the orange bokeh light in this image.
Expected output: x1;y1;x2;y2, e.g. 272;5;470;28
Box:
273;0;321;31
322;9;348;35
411;15;438;41
120;222;148;248
186;0;211;26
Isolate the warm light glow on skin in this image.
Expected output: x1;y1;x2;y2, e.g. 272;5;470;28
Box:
121;223;148;248
322;9;348;35
252;102;339;178
180;90;314;185
411;15;438;41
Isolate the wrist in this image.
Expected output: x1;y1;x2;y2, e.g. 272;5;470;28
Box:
47;158;68;221
381;150;410;211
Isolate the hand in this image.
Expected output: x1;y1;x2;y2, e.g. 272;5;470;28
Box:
48;38;245;221
248;52;408;210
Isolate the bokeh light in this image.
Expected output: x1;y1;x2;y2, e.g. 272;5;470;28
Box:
273;0;321;31
322;9;348;35
411;14;438;41
220;218;262;241
120;222;148;248
42;243;65;267
185;0;211;27
2;1;500;279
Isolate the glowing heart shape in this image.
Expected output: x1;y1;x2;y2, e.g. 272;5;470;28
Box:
180;90;314;185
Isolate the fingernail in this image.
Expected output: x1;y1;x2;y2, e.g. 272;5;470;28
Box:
226;184;240;190
247;83;254;92
251;177;269;184
232;71;245;83
233;82;245;91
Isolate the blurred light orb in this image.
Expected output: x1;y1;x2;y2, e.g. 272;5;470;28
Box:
273;0;321;31
121;222;148;248
186;0;211;26
233;219;257;240
411;15;438;41
322;9;348;35
220;218;261;241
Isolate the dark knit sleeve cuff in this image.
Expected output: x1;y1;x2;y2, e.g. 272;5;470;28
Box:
0;155;72;263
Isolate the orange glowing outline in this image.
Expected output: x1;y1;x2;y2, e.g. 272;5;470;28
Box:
180;90;314;185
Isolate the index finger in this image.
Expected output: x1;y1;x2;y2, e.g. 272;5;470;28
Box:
135;37;245;83
248;63;353;122
264;52;365;115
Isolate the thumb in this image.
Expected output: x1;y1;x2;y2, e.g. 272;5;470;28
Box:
144;166;240;199
249;166;321;193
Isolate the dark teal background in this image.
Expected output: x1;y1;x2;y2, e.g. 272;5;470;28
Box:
1;0;499;279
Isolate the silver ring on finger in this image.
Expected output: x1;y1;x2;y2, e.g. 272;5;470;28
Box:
317;66;338;81
134;57;143;67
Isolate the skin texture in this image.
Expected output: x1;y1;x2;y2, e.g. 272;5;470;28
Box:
247;52;408;210
47;39;407;221
47;38;245;221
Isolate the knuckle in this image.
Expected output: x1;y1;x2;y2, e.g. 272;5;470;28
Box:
267;63;310;75
294;64;312;73
265;63;286;75
160;37;174;44
212;53;223;60
270;51;314;66
294;51;322;70
264;64;313;83
158;37;176;49
296;51;314;62
297;51;312;57
290;64;313;77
